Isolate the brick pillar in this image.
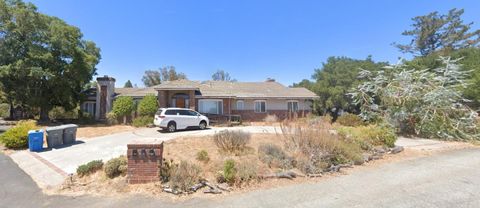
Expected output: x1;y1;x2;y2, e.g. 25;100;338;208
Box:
189;90;196;110
127;142;163;184
158;90;167;108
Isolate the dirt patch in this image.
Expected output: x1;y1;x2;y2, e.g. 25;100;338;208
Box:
76;125;136;139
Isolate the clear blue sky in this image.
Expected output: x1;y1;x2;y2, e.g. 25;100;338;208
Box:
29;0;480;87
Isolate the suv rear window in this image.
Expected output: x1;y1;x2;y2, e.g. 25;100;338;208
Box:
164;110;178;115
156;109;164;115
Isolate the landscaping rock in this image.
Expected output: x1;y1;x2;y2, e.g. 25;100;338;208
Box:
362;153;373;162
390;146;404;154
374;147;387;154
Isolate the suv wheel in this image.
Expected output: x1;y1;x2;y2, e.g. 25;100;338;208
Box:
167;122;176;132
199;121;207;130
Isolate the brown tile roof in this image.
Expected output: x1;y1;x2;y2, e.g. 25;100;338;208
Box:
151;80;318;99
115;87;157;97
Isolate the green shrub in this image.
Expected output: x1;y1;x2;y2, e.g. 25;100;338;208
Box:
48;106;79;120
196;150;210;162
222;159;236;184
106;112;118;125
336;113;364;127
112;96;134;123
0;103;9;118
258;143;294;169
77;160;103;177
104;156;127;178
0;120;37;149
337;125;397;148
169;161;201;191
213;130;251;154
236;161;258;184
137;95;158;116
132;116;153;127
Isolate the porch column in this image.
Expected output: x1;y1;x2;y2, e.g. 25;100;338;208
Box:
189;90;196;110
158;90;167;108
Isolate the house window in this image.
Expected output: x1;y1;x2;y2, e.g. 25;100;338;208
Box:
236;100;244;110
198;99;223;114
287;100;299;112
254;100;266;113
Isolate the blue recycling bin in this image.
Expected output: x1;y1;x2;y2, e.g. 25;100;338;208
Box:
28;129;44;152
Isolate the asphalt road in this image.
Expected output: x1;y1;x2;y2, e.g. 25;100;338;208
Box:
2;148;480;208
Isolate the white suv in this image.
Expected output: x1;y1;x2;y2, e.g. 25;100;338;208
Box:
154;108;209;132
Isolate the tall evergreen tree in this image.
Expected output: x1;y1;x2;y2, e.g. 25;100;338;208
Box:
124;80;133;88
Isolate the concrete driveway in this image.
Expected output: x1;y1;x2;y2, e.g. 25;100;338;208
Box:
9;126;279;188
3;147;480;208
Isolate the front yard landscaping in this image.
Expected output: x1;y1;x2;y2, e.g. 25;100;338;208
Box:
54;117;413;198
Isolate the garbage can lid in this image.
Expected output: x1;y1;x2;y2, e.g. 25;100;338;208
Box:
28;129;44;134
46;126;64;131
61;124;79;128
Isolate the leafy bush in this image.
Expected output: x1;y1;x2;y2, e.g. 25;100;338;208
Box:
337;125;397;148
196;150;210;162
106;112;118;125
0;120;37;149
350;57;479;140
258;143;294;169
280;121;363;174
48;106;79;120
112;96;134;123
213;130;251;154
160;158;176;182
222;159;236;184
0;103;10;118
137;95;158;116
104;156;127;178
132;116;153;127
336;113;364;127
169;161;201;191
77;160;103;177
236;161;258;184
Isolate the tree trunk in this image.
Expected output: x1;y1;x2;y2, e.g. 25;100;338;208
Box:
9;102;14;120
123;116;127;124
39;107;50;122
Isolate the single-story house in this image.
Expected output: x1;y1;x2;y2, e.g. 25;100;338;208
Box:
81;76;318;121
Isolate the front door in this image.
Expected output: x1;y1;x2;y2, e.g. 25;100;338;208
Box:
176;98;185;108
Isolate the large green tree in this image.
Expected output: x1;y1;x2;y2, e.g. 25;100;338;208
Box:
297;56;387;117
394;8;480;56
404;47;480;108
0;0;100;121
124;80;133;88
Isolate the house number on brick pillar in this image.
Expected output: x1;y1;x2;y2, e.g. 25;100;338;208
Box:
127;142;164;184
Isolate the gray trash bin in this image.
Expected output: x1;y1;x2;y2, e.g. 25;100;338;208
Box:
62;124;78;144
46;126;64;148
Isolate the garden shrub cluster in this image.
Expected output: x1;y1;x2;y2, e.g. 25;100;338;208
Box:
48;106;79;120
217;159;258;185
337;125;397;148
335;113;364;127
196;150;210;162
350;57;479;140
0;120;37;149
277;120;365;174
168;160;201;191
137;95;158;116
104;156;127;178
132;116;153;127
77;160;104;177
0;103;9;118
111;96;134;124
258;143;294;170
213;130;251;154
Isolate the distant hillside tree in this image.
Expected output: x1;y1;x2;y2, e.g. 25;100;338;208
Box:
212;70;236;81
394;8;480;56
124;80;133;88
142;66;187;87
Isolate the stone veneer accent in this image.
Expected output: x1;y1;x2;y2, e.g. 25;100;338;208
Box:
127;142;163;184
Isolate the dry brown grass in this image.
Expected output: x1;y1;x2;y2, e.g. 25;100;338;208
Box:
76;124;136;139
